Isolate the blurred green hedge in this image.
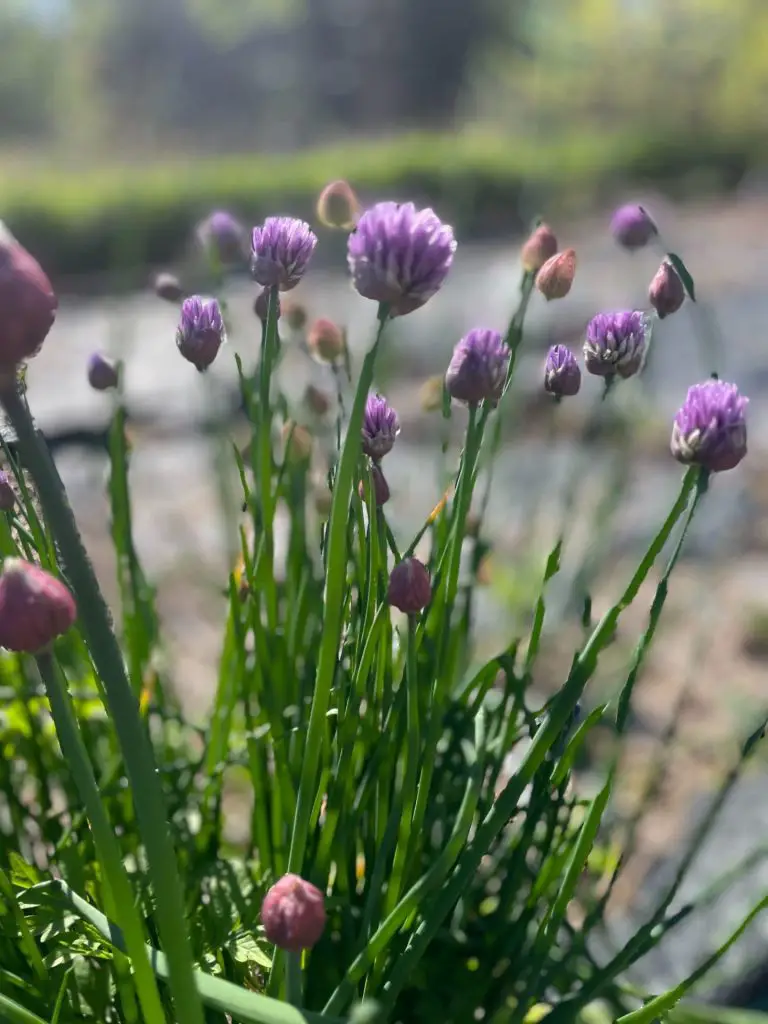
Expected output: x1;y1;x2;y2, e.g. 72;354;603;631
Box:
0;130;759;289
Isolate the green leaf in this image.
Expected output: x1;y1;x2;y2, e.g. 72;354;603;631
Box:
666;253;696;302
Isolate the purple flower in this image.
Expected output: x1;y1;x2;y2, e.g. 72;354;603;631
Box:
176;296;226;372
610;204;657;250
362;393;400;460
671;380;748;473
251;217;317;291
197;211;247;264
87;352;119;391
388;557;432;614
445;328;510;405
583;311;648;380
544;344;581;397
347;201;456;316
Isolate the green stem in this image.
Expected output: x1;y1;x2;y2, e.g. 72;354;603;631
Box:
35;652;165;1024
0;385;204;1024
286;952;303;1007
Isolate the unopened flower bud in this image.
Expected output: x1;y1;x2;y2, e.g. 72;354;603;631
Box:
536;249;576;301
610;204;657;250
87;352;119;391
0;558;77;652
388;557;431;614
254;287;281;324
261;873;326;953
176;296;226;372
317;180;361;230
649;260;685;319
153;272;185;304
304;384;332;418
307;318;345;364
419;375;444;413
445;328;510;406
521;224;558;273
0;471;14;511
671;380;748;473
283;300;307;332
282;421;313;464
0;240;57;372
544;345;581;397
362;394;400;460
359;464;390;506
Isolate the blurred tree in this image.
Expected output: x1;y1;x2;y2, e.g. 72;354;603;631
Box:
0;12;59;142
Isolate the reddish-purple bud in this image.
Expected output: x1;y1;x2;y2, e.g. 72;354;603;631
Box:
254;287;281;324
359;464;390;506
388;557;431;614
521;224;558;273
0;471;15;512
307;318;345;363
261;873;326;953
317;180;361;230
0;240;57;371
536;250;576;301
611;204;657;250
0;558;77;652
87;353;119;391
153;271;185;304
304;384;332;418
649;260;685;319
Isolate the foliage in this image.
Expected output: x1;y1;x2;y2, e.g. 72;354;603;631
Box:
0;201;767;1024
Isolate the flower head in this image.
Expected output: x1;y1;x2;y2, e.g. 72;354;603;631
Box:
0;240;57;372
610;204;657;250
536;249;576;301
388;558;431;614
307;318;345;363
251;217;317;291
359;463;390;506
0;471;14;512
583;310;648;380
197;211;247;264
544;345;581;398
261;874;326;953
521;224;558;273
0;558;76;652
362;394;400;460
176;296;226;372
649;260;685;319
671;380;748;472
445;328;510;406
317;180;361;230
347;201;456;316
87;352;119;391
153;271;185;304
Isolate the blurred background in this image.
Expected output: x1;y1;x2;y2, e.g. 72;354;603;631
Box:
6;0;768;1007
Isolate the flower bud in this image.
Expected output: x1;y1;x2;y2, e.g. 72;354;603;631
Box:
610;204;657;250
303;384;332;418
419;375;444;413
388;557;431;614
544;345;581;398
0;471;15;512
0;558;77;652
359;464;390;506
197;211;247;265
521;224;558;273
0;240;57;372
176;296;226;372
153;271;185;304
254;287;281;324
535;249;576;301
649;260;685;319
261;873;326;953
282;421;313;464
307;318;345;364
445;328;510;406
283;300;308;332
362;394;400;461
87;352;119;392
317;180;361;230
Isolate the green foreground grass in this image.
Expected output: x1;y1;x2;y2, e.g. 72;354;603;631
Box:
0;127;761;285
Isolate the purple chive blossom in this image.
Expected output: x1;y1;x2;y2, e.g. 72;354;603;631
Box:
544;344;581;397
610;204;657;250
583;311;649;380
197;211;247;264
362;393;400;461
347;201;456;317
176;296;226;372
671;380;748;473
251;217;317;291
445;328;510;405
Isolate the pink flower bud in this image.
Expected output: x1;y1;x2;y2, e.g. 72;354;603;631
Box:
358;464;390;506
153;272;185;304
521;224;558;273
649;260;685;319
388;557;431;614
317;180;361;230
0;558;77;652
535;249;576;301
0;241;57;371
254;287;281;324
307;318;345;364
261;873;326;952
283;300;308;332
